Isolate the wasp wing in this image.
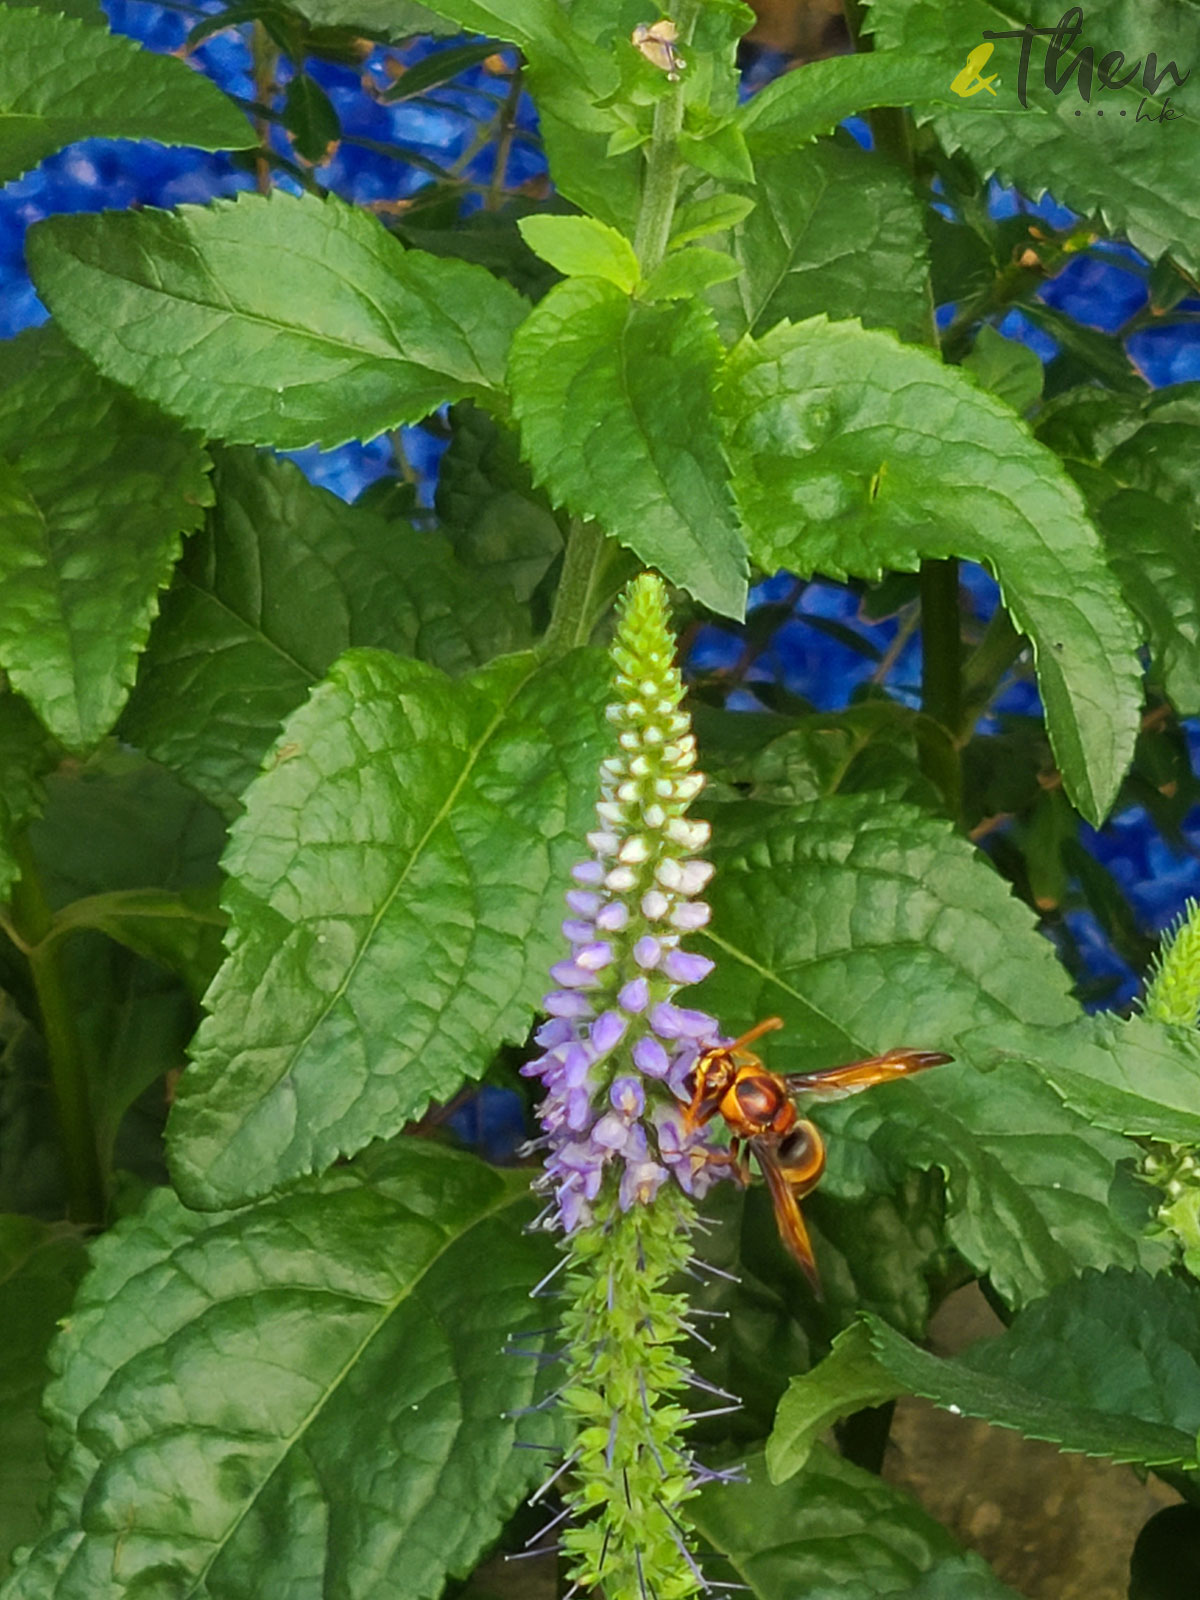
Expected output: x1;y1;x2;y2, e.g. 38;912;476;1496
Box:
783;1048;952;1101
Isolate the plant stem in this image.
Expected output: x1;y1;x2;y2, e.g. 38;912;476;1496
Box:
919;559;962;731
486;63;523;210
632;0;700;275
9;834;105;1224
250;21;279;195
543;519;612;654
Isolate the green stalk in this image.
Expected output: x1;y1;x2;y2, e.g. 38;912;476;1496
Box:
632;0;700;274
9;834;105;1224
544;1;701;651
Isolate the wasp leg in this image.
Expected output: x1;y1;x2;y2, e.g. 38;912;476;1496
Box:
756;1141;822;1296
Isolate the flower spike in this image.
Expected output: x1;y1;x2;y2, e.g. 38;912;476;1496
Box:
522;572;734;1599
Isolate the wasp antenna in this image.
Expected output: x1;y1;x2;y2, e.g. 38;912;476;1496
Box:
727;1016;785;1053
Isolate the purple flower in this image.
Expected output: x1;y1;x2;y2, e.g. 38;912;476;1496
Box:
620;1158;669;1209
590;1010;628;1054
634;935;664;969
650;1002;719;1041
610;1076;645;1117
619;976;650;1013
662;949;714;985
632;1036;671;1078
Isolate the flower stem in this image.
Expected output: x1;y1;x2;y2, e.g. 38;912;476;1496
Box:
632;1;700;276
9;833;105;1224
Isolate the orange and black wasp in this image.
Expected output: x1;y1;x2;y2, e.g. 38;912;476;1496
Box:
682;1017;951;1293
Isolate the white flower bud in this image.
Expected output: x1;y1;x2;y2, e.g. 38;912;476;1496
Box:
641;888;671;920
655;858;684;890
605;865;638;892
618;836;651;865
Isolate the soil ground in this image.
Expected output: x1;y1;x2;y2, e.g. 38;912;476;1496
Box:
885;1286;1179;1598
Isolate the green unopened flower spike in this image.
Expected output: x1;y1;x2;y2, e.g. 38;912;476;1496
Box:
1139;899;1200;1276
520;572;736;1599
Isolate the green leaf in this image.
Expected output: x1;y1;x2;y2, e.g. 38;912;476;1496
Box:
28;192;528;451
0;999;66;1218
29;744;225;913
697;796;1160;1305
517;213;640;291
641;245;742;301
0;3;251;182
509;277;748;618
738;49;958;155
0;327;212;750
0;693;54;905
768;1269;1200;1498
864;0;1200;274
720;317;1142;823
766;1321;901;1484
0;1141;560;1599
48;887;225;1003
280;70;340;163
700;702;949;812
380;39;500;100
962;324;1044;414
1035;386;1200;712
0;1218;88;1575
710;142;933;344
1;0;105;25
670;192;756;246
692;1446;1019;1598
1098;489;1200;713
436;402;564;603
168;646;610;1209
285;0;460;35
680;121;755;184
860;1268;1200;1467
121;447;532;816
967;1011;1200;1145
